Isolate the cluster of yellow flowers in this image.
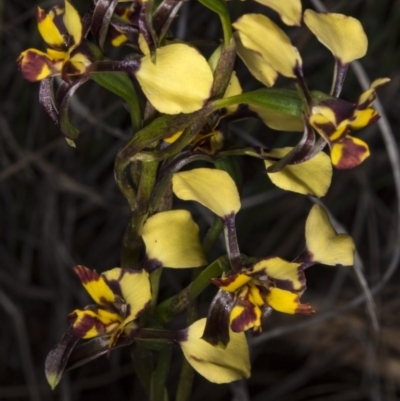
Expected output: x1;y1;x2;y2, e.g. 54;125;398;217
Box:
18;0;386;393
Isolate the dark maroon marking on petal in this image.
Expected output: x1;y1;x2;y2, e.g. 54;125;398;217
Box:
319;98;355;124
35;7;47;23
274;267;306;292
357;93;377;110
69;312;106;338
141;257;163;273
295;303;315;315
17;51;57;82
293;249;315;268
364;113;381;127
230;299;259;333
334;137;369;170
73;265;101;285
211;272;239;289
311;120;337;137
201;290;234;348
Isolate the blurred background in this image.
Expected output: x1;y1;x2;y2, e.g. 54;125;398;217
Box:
1;0;400;400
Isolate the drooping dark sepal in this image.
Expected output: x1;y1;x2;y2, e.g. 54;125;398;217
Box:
201;289;234;348
39;78;59;126
45;327;80;390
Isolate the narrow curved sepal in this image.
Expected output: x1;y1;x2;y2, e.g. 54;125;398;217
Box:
172;168;241;217
142;210;207;268
264;147;332;197
305;204;355;266
304;10;368;64
180;318;250;383
135;43;213;114
45;328;79;390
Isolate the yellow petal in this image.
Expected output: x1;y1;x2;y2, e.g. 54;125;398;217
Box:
180;318;250;383
63;0;83;47
142;210;207;268
36;7;65;48
69;52;92;74
164;130;184;144
250;104;303;131
357;77;390;109
230;301;262;332
223;71;243;113
17;49;63;81
233;14;302;79
330;136;370;170
254;0;302;26
102;268;151;324
70;309;121;339
304;10;368;64
136;44;213;114
172;168;241;217
305;204;355;266
266;288;314;314
264;147;332;197
213;273;251;292
252;257;304;291
73;265;116;305
349;108;379;130
234;32;278;87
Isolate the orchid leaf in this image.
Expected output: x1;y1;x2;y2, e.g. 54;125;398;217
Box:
91;72;141;131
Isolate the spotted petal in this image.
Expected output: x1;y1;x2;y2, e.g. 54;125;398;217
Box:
36;7;65;48
179;318;250;383
172;168;241;217
17;49;64;82
254;0;302;26
102;268;151;324
330;135;370;169
230;298;262;332
73;265;116;305
304;10;367;64
305;204;355;266
142;210;207;268
135;44;213;114
63;0;83;48
264;147;332;197
252;257;305;292
266;288;314;314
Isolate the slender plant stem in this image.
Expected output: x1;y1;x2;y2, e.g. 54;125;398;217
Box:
151;346;172;401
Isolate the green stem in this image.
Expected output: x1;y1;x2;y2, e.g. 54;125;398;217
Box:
149;268;163;315
151;346;172;401
133;344;154;398
156;257;228;324
202;218;223;255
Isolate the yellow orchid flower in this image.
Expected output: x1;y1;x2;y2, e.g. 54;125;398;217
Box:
212;257;313;334
17;0;91;82
69;265;151;347
309;78;390;169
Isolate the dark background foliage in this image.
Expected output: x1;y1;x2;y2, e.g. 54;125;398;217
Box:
1;0;400;400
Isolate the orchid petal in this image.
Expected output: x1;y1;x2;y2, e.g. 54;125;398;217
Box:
180;318;250;383
142;210;207;268
304;10;367;64
136;44;213;114
264;147;332;197
172;168;241;217
305;204;355;266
